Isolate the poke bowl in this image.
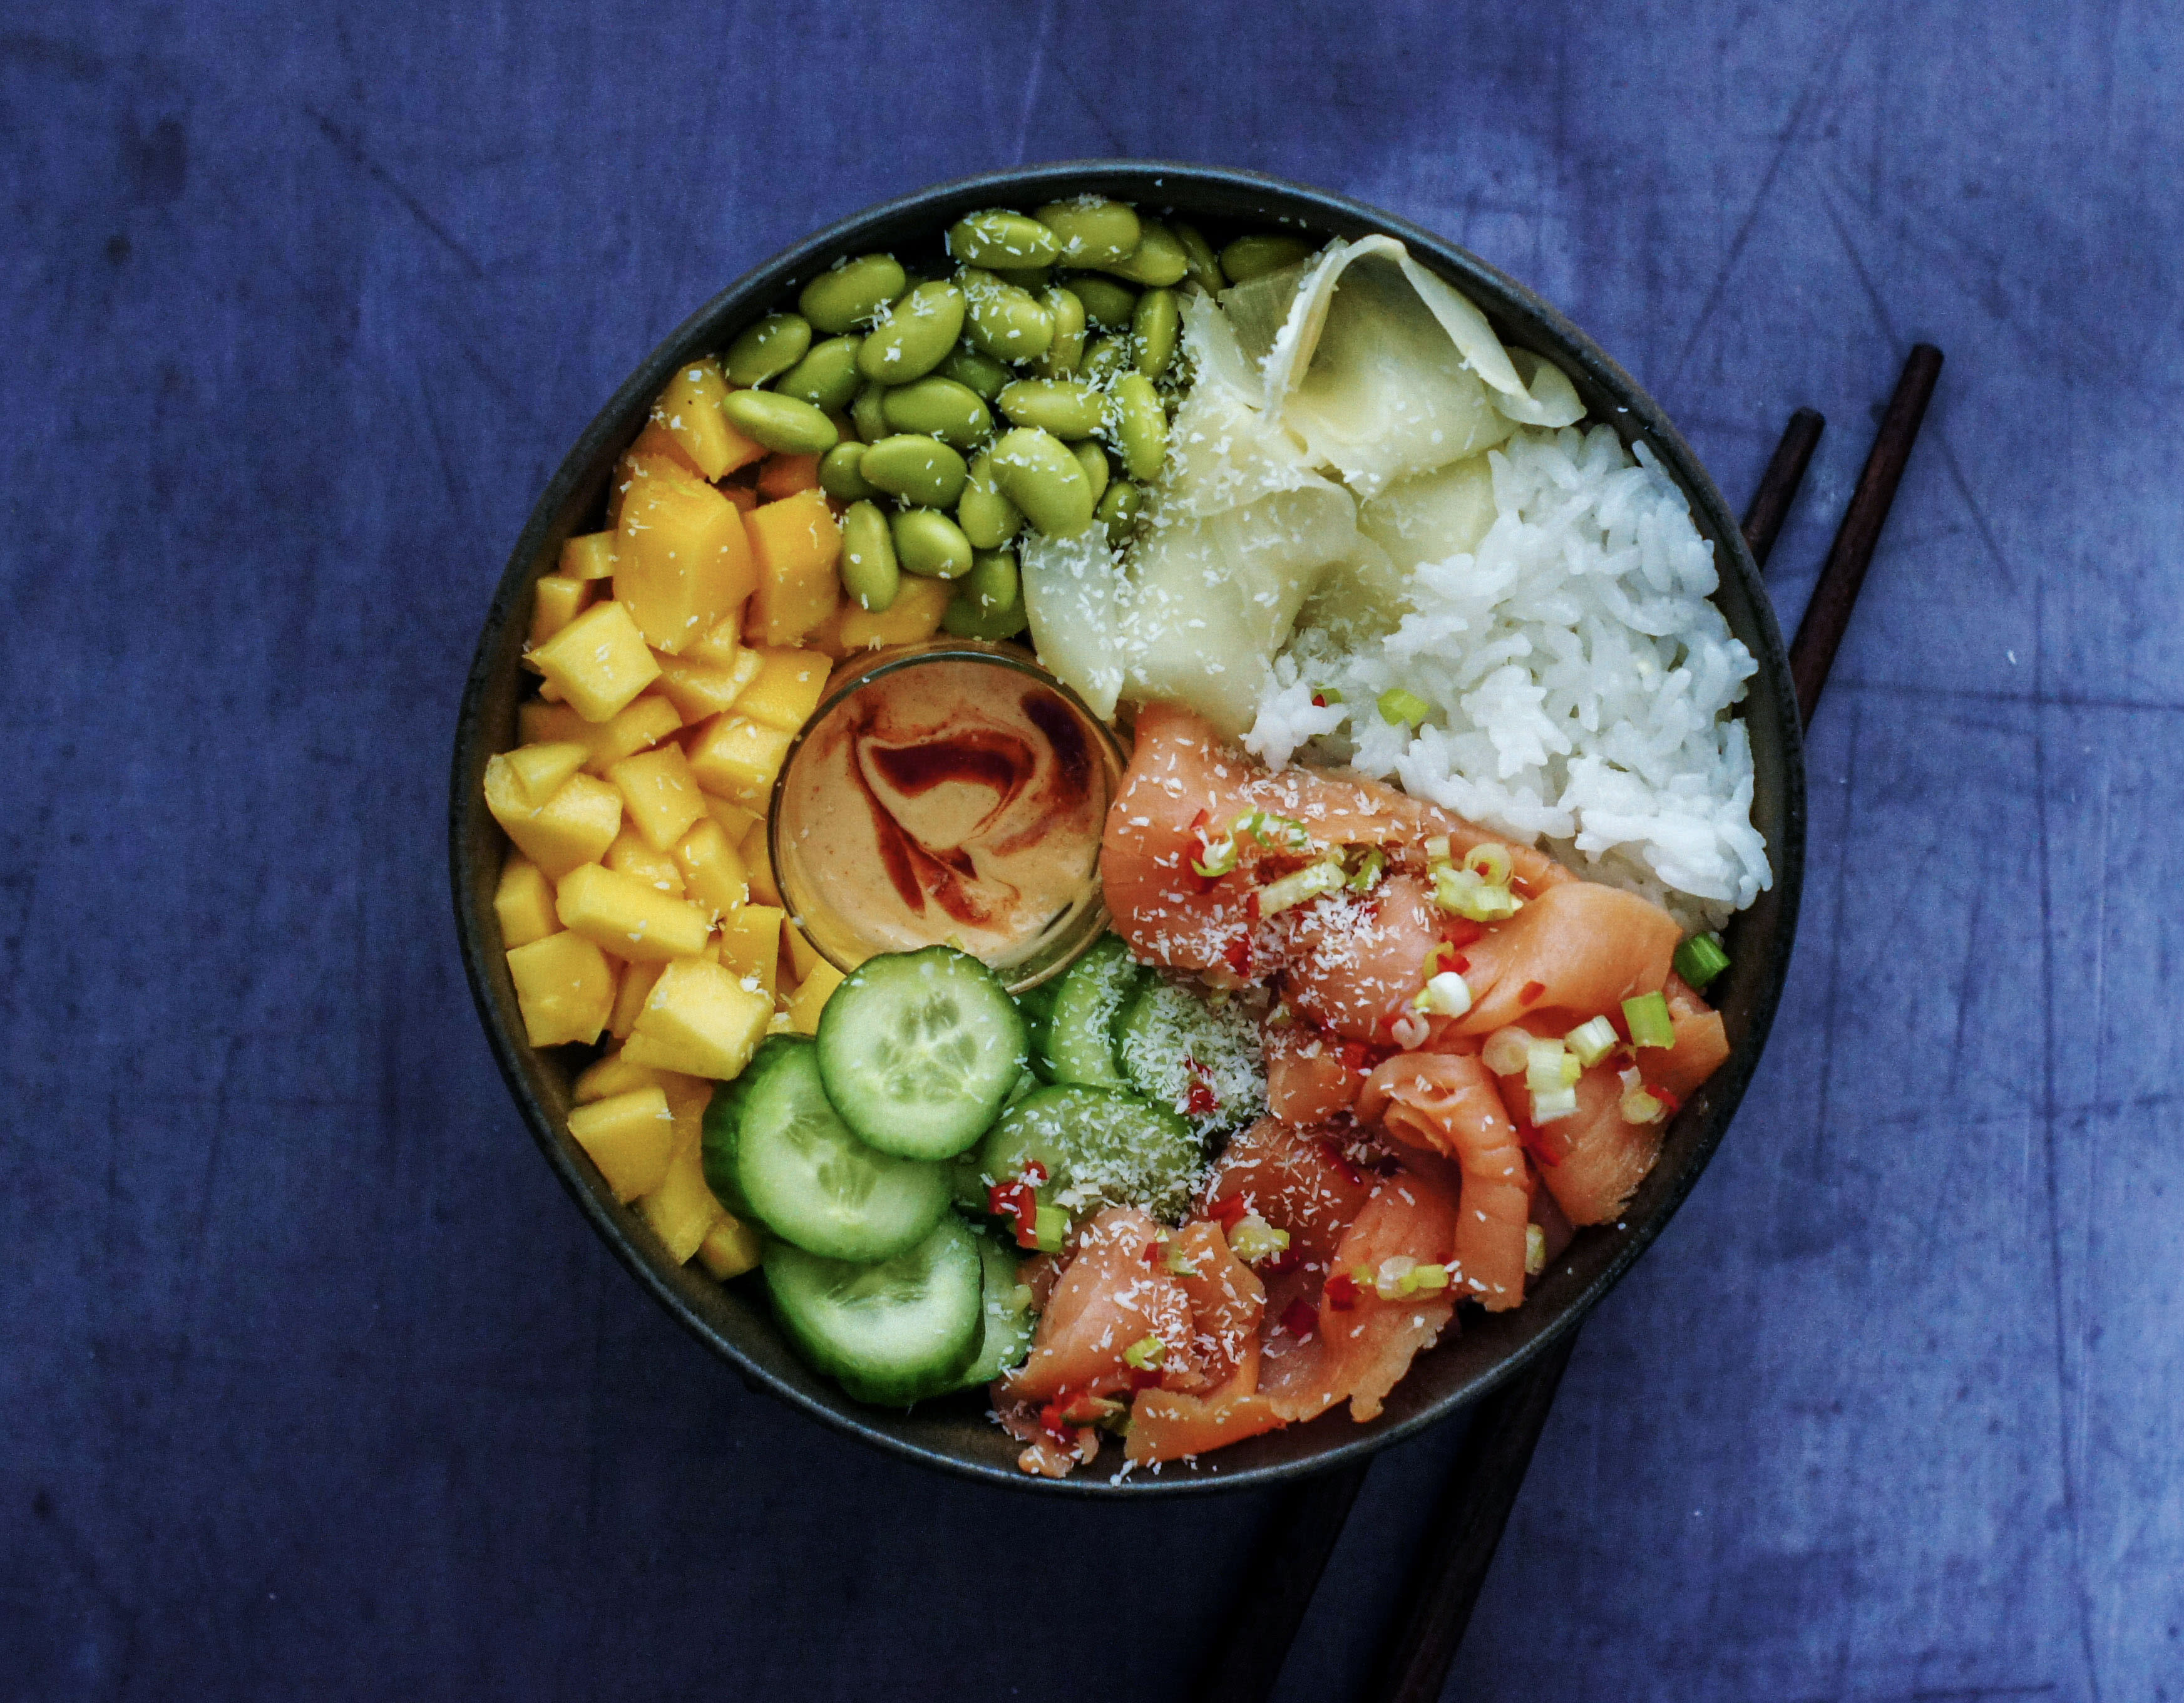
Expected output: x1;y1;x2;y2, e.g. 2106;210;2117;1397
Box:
450;161;1804;1495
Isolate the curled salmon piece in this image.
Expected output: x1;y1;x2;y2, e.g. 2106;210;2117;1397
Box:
1125;1222;1278;1463
1127;1376;1286;1464
1002;1207;1199;1403
1283;873;1443;1041
1264;1024;1371;1123
1197;1116;1378;1270
1452;880;1682;1036
1166;1220;1266;1393
1500;1062;1662;1226
1656;972;1731;1101
1359;1052;1530;1312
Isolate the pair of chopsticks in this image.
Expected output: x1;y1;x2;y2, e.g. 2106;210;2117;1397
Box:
1199;344;1945;1703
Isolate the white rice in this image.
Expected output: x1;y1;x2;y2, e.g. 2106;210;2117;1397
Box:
1244;423;1771;930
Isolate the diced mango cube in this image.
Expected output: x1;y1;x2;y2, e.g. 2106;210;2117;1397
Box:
493;855;560;949
756;453;822;499
609;956;666;1039
528;574;595;652
716;903;785;1001
744;489;841;647
685;611;748;671
554;862;713;963
674;818;750;921
649;646;762;721
740;818;782;905
484;763;622;880
699;1215;762;1279
622;957;772;1079
705;793;762;846
607;426;702;528
503;741;588;808
528;600;660;723
734;648;831;734
804;574;953;657
559;530;618;581
607;744;709;853
653;358;764;481
785;957;846;1037
605;826;685;897
686;714;793;811
572;1048;707;1107
567;1086;678;1202
637;1116;722;1263
783;919;824;983
505;930;617;1047
616;468;757;655
520;693;683;774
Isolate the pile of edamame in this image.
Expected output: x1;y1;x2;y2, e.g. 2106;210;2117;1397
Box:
712;196;1321;641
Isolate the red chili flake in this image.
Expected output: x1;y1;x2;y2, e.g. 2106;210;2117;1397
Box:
1039;1391;1079;1439
1128;1366;1162;1391
1208;1194;1250;1233
1143;1240;1164;1267
1448;955;1470;974
988;1180;1039;1248
1441;918;1485;949
1280;1299;1319;1339
1324;1272;1361;1312
1651;1084;1683;1118
1317;1138;1367;1186
1310;692;1328;708
1184;1074;1219;1119
1519;980;1546;1007
1244;889;1263;924
1021;1160;1048;1186
1261;1248;1302;1275
1223;934;1253;978
1338;1039;1376;1073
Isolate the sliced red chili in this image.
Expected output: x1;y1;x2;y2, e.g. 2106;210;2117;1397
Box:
1184;1076;1219;1118
1208;1194;1250;1233
1519;979;1546;1006
1441;918;1485;949
1142;1240;1163;1267
1127;1366;1162;1392
1260;1248;1302;1275
1324;1272;1360;1312
1223;934;1253;978
988;1180;1040;1248
1280;1298;1319;1339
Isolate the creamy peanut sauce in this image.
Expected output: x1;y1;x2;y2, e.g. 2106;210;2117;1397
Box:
778;659;1110;968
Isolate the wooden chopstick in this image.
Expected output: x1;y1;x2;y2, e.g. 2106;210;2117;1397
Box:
1196;1459;1373;1702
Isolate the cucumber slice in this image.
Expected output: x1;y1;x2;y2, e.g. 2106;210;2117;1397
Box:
956;1234;1037;1389
765;1212;984;1406
816;945;1028;1160
1036;934;1147;1087
1015;977;1061;1079
1115;975;1267;1138
722;1036;950;1261
977;1083;1204;1224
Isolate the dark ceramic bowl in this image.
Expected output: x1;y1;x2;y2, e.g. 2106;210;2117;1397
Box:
451;161;1805;1496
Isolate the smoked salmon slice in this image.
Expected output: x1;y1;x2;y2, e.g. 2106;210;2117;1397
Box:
1283;872;1444;1040
1452;880;1682;1036
1264;1023;1371;1123
1002;1207;1198;1402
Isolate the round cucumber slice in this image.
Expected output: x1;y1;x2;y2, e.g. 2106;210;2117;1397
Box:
976;1083;1203;1225
1114;975;1267;1137
956;1234;1037;1389
765;1212;984;1406
816;946;1028;1160
725;1037;950;1261
1035;934;1147;1087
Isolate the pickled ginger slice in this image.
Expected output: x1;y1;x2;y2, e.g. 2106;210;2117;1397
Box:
1490;347;1586;429
1021;525;1130;719
1356;455;1499;574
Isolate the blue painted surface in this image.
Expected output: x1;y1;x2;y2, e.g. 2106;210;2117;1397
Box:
4;3;2178;1699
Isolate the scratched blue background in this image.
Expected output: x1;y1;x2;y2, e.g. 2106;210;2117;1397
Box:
6;3;2180;1699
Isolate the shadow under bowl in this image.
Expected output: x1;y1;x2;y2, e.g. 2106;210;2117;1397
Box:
449;160;1806;1497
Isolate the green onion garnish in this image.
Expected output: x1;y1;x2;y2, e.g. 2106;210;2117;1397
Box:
1032;1204;1069;1253
1258;859;1346;915
1564;1015;1619;1068
1191;834;1239;878
1378;687;1432;727
1622;990;1676;1050
1123;1334;1166;1370
1348;846;1385;892
1673;932;1731;991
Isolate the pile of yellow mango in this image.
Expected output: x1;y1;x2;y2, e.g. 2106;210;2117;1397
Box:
483;356;961;1278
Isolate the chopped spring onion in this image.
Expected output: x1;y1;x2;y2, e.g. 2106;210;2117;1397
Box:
1525;1037;1579;1098
1463;841;1513;886
1191;833;1239;878
1032;1205;1069;1253
1530;1083;1579;1123
1312;686;1343;705
1123;1334;1166;1371
1378;687;1432;727
1234;810;1312;853
1423;835;1451;865
1618;1066;1666;1124
1564;1014;1619;1068
1673;932;1731;991
1623;990;1676;1050
1376;1258;1450;1298
1228;1216;1291;1263
1412;969;1474;1018
1525;1223;1546;1277
1162;1244;1201;1277
1347;846;1385;892
1482;1026;1533;1076
1259;859;1346;915
1432;864;1521;922
1389;1010;1431;1050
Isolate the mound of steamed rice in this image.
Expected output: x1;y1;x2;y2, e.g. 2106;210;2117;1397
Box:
1244;423;1771;930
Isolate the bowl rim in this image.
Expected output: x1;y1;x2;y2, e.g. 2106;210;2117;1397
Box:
450;158;1805;1497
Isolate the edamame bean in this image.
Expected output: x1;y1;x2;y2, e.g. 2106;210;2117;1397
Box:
819;441;881;502
851;382;891;445
724;312;813;388
1036;287;1086;379
1070;439;1110;507
1068;274;1138;331
719;388;839;456
776;334;864;412
1131;287;1180;379
1082;333;1129;384
1108;373;1167;481
957;449;1022;550
1092;219;1189;287
940;550;1030;639
1033;197;1142;267
839;501;901;612
990;427;1095;538
1218;232;1314;284
935;344;1013;402
881;376;993;450
859;433;970;508
991;265;1052;292
960;268;1055;365
1096;478;1144;546
857;279;966;384
891;508;975;579
948;210;1062;269
941;583;1031;640
1170;222;1226;294
799;254;907;333
996;378;1105;440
